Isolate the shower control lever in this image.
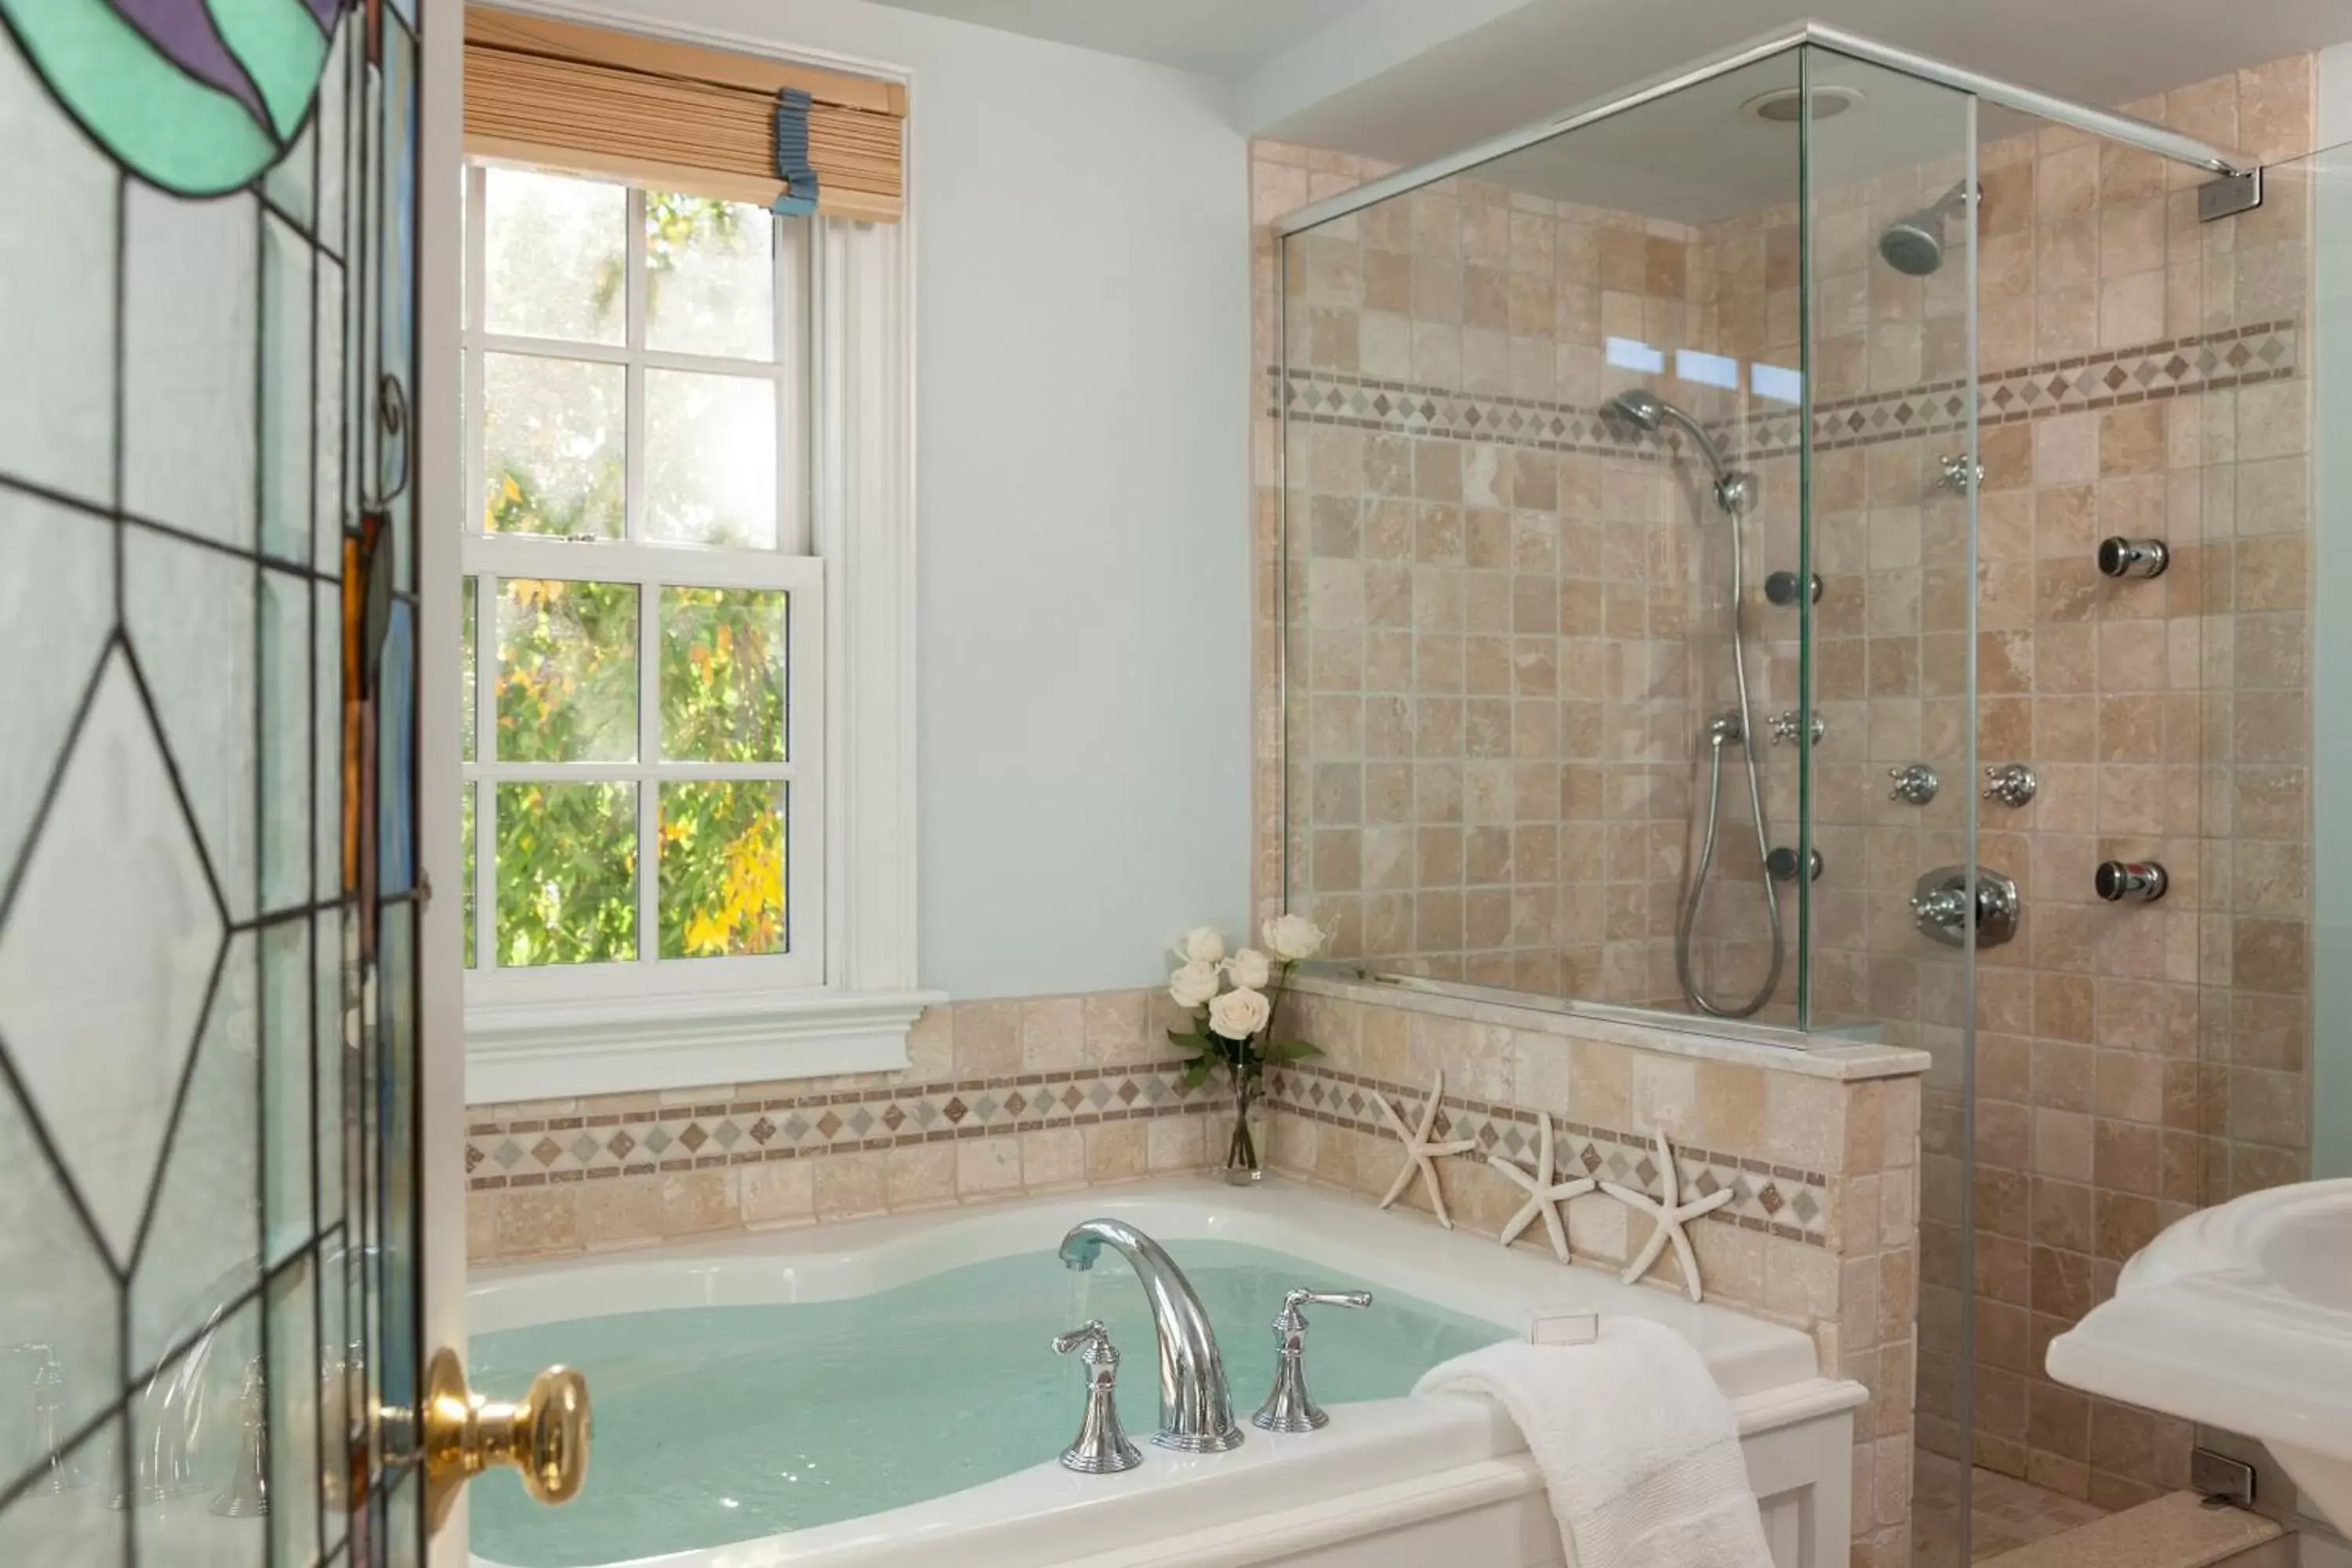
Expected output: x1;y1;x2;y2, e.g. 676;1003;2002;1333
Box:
2095;861;2169;903
1911;865;2020;949
1052;1320;1143;1474
1253;1290;1373;1434
1768;710;1824;746
1888;764;1939;805
1982;764;2038;808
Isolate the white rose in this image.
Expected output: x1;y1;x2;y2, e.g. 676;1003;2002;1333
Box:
1261;912;1327;963
1169;960;1221;1009
1227;948;1272;989
1207;985;1272;1042
1173;926;1227;966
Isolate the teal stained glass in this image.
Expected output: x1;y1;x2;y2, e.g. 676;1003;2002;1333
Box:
0;0;343;197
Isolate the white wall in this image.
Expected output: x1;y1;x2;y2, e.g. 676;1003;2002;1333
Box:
564;0;1254;1000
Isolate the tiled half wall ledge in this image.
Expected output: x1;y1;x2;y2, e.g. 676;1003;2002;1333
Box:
1262;976;1930;1565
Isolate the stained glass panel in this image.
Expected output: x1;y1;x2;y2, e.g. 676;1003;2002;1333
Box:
0;0;427;1561
0;31;116;506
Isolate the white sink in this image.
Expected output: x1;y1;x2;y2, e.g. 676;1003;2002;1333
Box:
2047;1179;2352;1531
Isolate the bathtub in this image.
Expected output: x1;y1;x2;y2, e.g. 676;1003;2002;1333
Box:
468;1178;1864;1568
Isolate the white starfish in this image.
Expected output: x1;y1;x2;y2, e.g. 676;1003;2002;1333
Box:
1490;1112;1598;1264
1599;1124;1733;1302
1372;1069;1476;1229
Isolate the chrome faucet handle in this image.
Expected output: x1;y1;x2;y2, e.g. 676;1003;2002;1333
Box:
1052;1320;1142;1474
1253;1289;1373;1433
1982;763;2038;808
1887;764;1939;804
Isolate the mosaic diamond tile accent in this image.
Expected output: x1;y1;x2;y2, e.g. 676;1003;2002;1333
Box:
467;1061;1228;1189
1277;320;2299;466
1258;1062;1829;1246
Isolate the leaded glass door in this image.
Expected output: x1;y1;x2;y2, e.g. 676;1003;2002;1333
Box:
0;1;559;1562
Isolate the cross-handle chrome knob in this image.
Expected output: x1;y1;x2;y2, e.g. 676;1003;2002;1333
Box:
1052;1320;1142;1473
1982;763;2038;808
1888;764;1939;804
1934;452;1984;494
1252;1289;1373;1434
1767;710;1825;746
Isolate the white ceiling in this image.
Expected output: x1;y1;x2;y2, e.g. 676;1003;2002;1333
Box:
856;0;1366;78
866;0;2352;177
1270;0;2352;173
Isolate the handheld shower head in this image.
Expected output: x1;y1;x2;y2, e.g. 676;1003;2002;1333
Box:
1605;389;1664;432
1603;387;1740;495
1878;181;1975;277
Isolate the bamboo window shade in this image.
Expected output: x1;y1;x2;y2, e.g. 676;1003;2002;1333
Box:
464;8;906;222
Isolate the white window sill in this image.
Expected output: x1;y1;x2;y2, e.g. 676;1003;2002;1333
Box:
464;987;948;1104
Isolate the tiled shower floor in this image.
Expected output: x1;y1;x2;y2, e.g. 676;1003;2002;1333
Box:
1914;1454;2111;1564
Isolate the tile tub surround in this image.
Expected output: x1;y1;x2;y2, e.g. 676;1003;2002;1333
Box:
1259;975;1929;1568
465;990;1230;1262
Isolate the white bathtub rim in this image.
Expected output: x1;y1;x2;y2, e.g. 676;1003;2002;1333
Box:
468;1175;1820;1402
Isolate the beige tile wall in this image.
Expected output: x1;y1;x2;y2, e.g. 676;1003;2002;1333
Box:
465;990;1221;1262
1265;142;1796;1008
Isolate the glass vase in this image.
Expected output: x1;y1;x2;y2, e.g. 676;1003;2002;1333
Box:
1222;1073;1264;1185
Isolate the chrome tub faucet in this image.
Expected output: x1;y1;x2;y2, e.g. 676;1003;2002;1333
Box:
1057;1218;1243;1453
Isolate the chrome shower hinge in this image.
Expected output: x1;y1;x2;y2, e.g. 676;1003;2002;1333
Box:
2198;169;2263;223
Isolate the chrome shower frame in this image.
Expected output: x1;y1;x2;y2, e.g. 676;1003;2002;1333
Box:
1270;20;2256;242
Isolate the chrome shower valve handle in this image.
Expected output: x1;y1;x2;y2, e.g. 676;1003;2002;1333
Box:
1252;1289;1373;1434
1052;1320;1142;1474
1888;764;1939;804
1768;710;1824;746
1982;763;2038;808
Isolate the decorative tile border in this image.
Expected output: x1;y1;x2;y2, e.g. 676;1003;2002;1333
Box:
1264;1059;1831;1247
1273;319;2299;464
1740;318;2301;458
465;1062;1224;1189
1276;371;1672;460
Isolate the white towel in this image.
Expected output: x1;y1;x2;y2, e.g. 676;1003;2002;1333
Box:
1411;1319;1773;1568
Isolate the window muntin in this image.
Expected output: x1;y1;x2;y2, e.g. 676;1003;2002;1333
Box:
459;163;819;997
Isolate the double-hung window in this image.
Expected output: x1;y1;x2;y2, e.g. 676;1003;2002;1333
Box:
446;14;921;1103
460;168;824;1011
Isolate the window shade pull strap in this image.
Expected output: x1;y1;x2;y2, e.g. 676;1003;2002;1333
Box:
771;87;819;216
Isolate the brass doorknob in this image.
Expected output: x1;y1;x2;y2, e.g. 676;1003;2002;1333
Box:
420;1347;590;1531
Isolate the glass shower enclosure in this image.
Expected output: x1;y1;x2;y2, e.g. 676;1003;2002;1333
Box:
1275;23;2296;1565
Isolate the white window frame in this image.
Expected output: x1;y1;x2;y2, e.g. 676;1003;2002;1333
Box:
445;58;931;1100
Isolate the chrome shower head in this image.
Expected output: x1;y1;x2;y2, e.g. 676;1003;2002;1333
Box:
1603;387;1740;500
1878;217;1945;276
1605;389;1664;431
1878;181;1974;277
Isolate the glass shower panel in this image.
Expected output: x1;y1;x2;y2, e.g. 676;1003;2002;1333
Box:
1279;51;1809;1021
2187;140;2332;1530
1793;45;1979;1568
